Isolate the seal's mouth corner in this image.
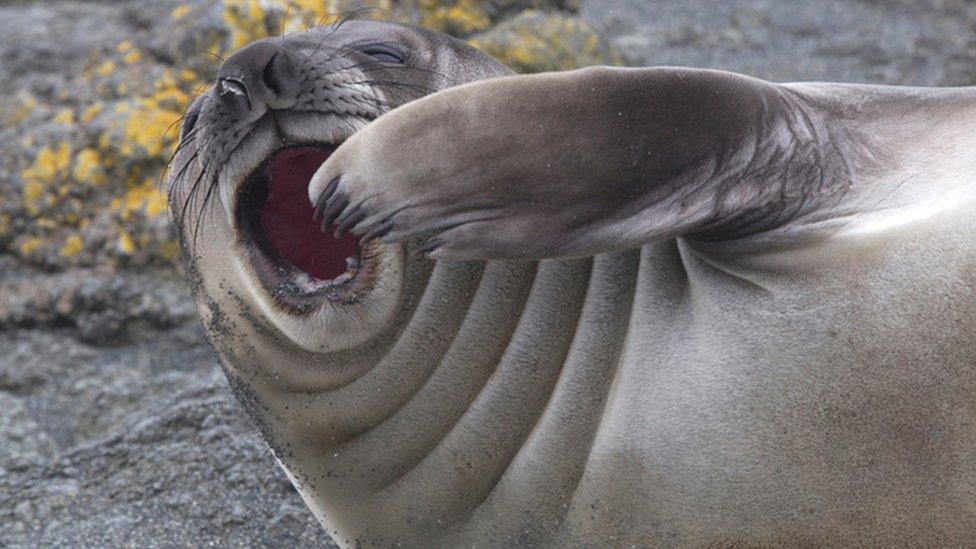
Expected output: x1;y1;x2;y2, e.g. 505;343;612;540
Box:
236;144;371;309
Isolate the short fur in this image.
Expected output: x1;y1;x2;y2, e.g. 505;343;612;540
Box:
171;19;976;547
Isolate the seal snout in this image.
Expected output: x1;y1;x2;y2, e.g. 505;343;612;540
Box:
216;39;301;115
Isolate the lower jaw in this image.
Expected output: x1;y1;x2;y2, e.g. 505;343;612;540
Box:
233;142;385;313
244;240;381;315
228;238;407;358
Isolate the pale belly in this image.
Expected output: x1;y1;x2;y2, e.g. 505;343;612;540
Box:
559;220;976;546
300;205;976;547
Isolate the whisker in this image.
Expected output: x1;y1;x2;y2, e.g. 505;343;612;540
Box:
303;8;384;62
332;7;388;31
199;51;227;64
279;0;300;37
335;59;448;80
348;79;437;94
175;133;221;236
164;115;187;141
167;144;201;189
160;127;202;192
192;170;222;245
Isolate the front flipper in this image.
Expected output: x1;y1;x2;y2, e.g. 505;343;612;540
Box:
309;66;855;259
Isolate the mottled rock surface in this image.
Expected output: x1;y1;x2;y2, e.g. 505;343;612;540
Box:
583;0;976;85
2;0;976;547
0;0;614;272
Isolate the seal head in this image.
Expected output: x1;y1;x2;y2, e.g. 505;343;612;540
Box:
169;21;510;357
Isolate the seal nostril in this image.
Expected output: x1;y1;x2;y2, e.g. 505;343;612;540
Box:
263;52;283;98
218;77;248;98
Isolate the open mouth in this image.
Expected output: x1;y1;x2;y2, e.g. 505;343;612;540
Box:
237;145;372;310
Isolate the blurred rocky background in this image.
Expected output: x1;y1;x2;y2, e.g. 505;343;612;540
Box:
2;0;975;546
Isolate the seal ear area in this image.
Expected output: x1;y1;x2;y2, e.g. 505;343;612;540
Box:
376;19;515;84
433;34;516;83
308;66;858;260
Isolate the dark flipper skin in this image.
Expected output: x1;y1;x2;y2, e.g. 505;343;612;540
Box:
309;66;864;260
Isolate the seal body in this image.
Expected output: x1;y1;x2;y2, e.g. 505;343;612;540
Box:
169;20;976;547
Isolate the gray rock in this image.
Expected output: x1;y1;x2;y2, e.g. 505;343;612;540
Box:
0;262;332;545
471;9;619;72
0;259;197;344
0;331;330;548
581;0;976;86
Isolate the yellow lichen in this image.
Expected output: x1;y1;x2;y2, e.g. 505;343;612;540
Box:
8;0;610;270
21;94;38;111
156;69;177;90
53;108;75;125
118;231;137;255
419;0;491;36
292;0;329;13
59;235;84;257
222;0;271;51
146;194;169;218
171;5;192;20
150;86;190;111
35;217;57;229
2;92;41;126
121;99;181;157
470;11;618;73
95;60;116;76
22;143;72;187
114;178;168;221
19;237;44;256
80;103;104;124
123;49;142;65
22;180;44;201
22;181;48;216
220;0;395;51
159;240;181;261
72;148;107;186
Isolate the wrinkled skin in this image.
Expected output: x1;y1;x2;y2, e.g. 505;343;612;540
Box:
170;19;976;548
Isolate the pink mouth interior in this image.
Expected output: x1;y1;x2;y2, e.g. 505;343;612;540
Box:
258;146;360;281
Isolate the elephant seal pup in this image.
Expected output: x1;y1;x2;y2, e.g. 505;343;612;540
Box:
170;19;976;547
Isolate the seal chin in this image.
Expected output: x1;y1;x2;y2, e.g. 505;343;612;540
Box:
232;140;404;353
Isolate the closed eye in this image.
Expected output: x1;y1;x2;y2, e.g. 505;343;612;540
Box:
360;45;405;64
